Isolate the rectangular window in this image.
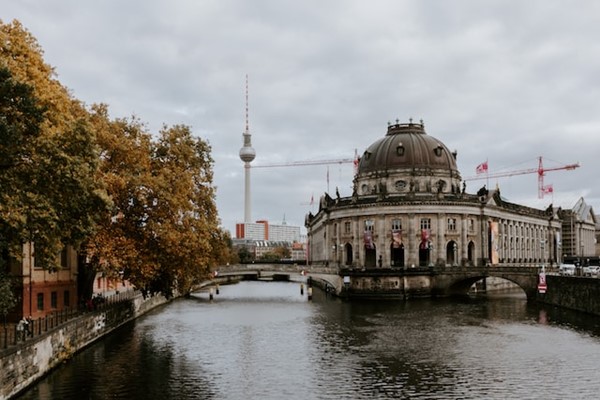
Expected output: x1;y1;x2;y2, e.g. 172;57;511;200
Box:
468;218;475;232
344;221;351;234
51;291;57;309
365;220;374;232
392;219;402;231
420;218;431;231
448;218;457;231
37;293;44;311
333;223;337;238
60;247;69;269
64;290;70;307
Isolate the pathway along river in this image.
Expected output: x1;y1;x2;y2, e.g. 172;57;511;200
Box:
15;281;600;399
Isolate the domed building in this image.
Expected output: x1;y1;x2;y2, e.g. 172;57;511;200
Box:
305;120;563;270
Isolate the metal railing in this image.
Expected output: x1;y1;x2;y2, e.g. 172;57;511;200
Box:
1;289;140;350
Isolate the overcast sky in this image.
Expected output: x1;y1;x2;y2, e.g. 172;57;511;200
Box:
4;0;600;235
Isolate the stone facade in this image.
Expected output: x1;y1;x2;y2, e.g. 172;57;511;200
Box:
306;121;562;269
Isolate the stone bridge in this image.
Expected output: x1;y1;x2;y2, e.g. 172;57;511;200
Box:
198;263;543;301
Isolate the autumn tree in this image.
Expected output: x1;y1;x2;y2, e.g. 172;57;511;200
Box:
0;65;108;269
0;20;87;135
84;112;226;297
78;106;155;297
142;124;221;295
1;20;110;270
2;19;230;297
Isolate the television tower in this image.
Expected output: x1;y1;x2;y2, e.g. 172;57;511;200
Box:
239;74;256;222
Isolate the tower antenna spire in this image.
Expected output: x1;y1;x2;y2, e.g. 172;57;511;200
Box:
245;74;249;135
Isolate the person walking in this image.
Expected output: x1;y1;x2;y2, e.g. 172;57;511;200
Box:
17;318;28;341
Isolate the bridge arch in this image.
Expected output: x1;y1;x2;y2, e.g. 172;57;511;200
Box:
434;268;538;301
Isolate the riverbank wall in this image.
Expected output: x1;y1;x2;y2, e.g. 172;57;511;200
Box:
0;292;171;400
538;275;600;315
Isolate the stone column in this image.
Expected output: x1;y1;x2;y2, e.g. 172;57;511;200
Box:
461;214;468;265
408;213;416;267
437;213;445;266
379;214;387;267
353;216;360;267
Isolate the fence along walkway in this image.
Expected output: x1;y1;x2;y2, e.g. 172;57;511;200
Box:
1;289;140;350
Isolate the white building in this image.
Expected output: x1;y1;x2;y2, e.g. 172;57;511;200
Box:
236;220;302;242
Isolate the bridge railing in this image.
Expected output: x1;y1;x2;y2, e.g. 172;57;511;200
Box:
218;263;339;275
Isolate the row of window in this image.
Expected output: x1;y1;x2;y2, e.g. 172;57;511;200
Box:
36;290;70;311
32;247;72;270
335;218;475;235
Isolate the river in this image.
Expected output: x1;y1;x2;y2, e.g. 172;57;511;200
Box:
15;281;600;399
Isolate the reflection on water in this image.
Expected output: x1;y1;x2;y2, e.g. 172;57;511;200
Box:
17;281;600;400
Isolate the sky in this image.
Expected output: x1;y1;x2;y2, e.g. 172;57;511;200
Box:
3;0;600;235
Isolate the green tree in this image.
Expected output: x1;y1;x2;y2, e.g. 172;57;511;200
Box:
238;246;254;263
273;246;291;260
0;272;16;342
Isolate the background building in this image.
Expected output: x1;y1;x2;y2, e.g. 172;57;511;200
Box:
5;244;78;321
236;220;302;242
559;197;597;260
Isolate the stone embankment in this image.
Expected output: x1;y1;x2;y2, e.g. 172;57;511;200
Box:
0;292;171;400
538;274;600;315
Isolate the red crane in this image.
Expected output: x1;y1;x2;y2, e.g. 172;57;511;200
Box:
464;156;580;198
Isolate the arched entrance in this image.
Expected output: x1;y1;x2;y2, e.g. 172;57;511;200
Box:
365;244;377;268
391;243;405;267
467;241;475;266
446;240;458;266
419;241;431;267
345;243;353;266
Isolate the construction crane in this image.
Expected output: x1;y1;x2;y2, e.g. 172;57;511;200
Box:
464;156;580;199
252;148;358;169
251;157;354;169
252;151;359;195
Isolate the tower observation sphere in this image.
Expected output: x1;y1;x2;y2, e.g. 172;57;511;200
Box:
239;133;256;162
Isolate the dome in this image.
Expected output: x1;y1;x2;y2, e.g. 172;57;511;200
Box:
358;121;458;174
355;121;461;196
